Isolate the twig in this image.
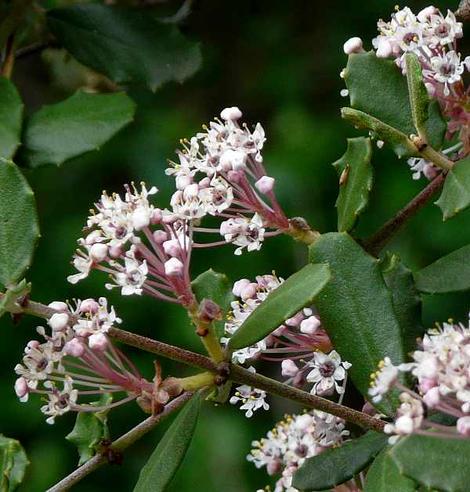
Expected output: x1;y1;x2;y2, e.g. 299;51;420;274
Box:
15;41;54;59
46;392;193;492
363;173;446;256
4;296;386;432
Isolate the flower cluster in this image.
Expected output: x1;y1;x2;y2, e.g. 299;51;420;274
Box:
68;109;300;304
14;299;177;423
343;6;470;179
166;107;290;255
369;315;470;442
225;274;350;416
248;411;348;492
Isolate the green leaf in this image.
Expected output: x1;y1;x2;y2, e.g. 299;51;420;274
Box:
333;137;373;232
0;77;23;160
66;394;112;465
341;107;417;158
380;254;423;354
47;4;202;91
435;156;470;220
404;53;431;140
364;447;417;492
192;269;234;338
414;244;470;294
19;91;135;168
0;160;40;288
391;435;470;492
227;263;331;351
309;233;406;414
134;392;201;492
293;431;387;491
343;52;446;157
0;435;29;492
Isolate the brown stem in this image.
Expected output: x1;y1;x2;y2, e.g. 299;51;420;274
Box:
46;392;193;492
6;297;386;432
363;173;446;256
1;34;16;78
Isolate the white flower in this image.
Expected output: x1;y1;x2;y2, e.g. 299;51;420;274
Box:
426;50;465;94
343;37;364;54
368;357;399;403
230;379;269;418
306;350;351;396
41;377;78;424
220;213;265;255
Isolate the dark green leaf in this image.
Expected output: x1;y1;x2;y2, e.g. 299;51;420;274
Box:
47;4;202;91
364;447;416;492
0;435;29;491
309;233;406;414
66;394;112;465
391;435;470;492
380;254;423;354
227;263;331;351
435;156;470;220
0;160;39;288
0;78;23;160
414;244;470;294
404;53;431;139
293;431;387;491
343;52;446;157
134;392;201;492
333;137;373;232
19;91;135;168
192;269;234;338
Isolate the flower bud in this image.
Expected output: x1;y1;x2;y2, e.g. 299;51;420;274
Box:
281;359;299;377
376;38;393;58
85;230;103;245
220;106;242;121
300;316;321;335
240;283;258;301
109;244;123;258
164;257;184;277
153;230;168;244
423;386;440;408
285;312;305;327
227;170;243;183
79;298;100;314
90;243;108;262
175;174;192;190
48;312;69;332
183;183;199;199
220;149;247;171
48;301;68;312
417;6;438;22
163;239;181;257
394;415;414;434
88;333;108;351
64;338;85;357
457;416;470;436
15;377;29;401
232;279;251;297
255;176;275;194
151;208;163;224
343;37;364;54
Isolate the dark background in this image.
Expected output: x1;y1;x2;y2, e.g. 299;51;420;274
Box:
1;0;469;490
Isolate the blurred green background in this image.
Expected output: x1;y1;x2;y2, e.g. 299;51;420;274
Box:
2;0;470;490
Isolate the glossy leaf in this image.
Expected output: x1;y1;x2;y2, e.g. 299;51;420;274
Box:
380;254;423;353
20;91;135;167
0;435;29;491
66;394;112;465
333;137;373;232
435;156;470;220
0;77;23;159
0;160;40;288
414;244;470;294
343;52;446;157
48;4;202;91
192;269;234;338
293;431;387;491
227;263;331;351
134;392;201;492
309;233;406;414
364;447;416;492
391;434;470;492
